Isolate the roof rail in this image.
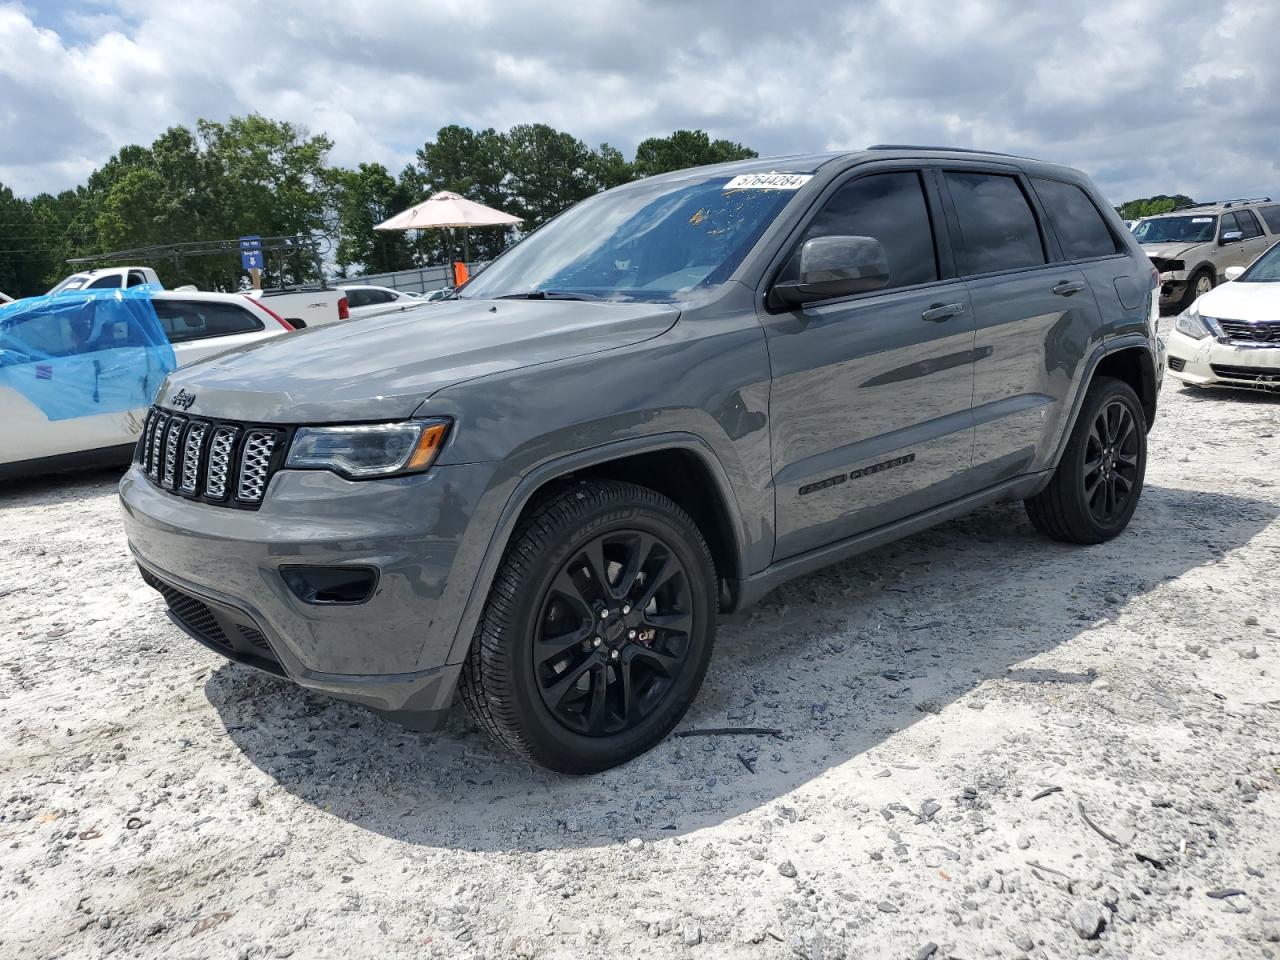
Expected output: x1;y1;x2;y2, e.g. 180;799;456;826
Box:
1221;197;1272;208
866;144;1022;158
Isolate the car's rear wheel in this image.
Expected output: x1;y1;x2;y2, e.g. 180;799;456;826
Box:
1024;377;1147;544
459;480;717;773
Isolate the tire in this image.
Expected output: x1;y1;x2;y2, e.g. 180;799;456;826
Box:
1025;377;1147;544
459;479;717;774
1178;267;1215;311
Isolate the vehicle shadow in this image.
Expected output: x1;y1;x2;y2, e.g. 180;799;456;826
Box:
1173;383;1280;405
204;482;1277;851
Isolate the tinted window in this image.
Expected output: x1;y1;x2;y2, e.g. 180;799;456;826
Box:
945;172;1045;274
1032;178;1119;260
1219;212;1240;238
1235;209;1263;239
127;271;148;287
1257;205;1280;233
152;300;263;344
366;289;396;304
88;274;122;289
344;288;370;308
791;171;938;290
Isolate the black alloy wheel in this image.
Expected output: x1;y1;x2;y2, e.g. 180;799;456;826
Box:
533;531;693;736
1082;399;1141;524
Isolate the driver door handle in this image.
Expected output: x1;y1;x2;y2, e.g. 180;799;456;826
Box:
921;302;966;322
1052;280;1086;296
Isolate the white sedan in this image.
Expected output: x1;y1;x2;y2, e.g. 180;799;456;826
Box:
338;284;421;320
1;290;294;479
1166;242;1280;390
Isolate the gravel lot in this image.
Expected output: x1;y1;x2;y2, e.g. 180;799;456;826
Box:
2;382;1278;960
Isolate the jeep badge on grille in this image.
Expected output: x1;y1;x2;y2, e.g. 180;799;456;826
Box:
171;389;197;410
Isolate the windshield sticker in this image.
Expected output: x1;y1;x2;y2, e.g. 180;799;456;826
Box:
1192;217;1212;223
724;173;812;191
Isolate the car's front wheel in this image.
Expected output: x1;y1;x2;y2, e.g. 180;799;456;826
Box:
1179;267;1215;311
459;479;717;773
1024;376;1148;544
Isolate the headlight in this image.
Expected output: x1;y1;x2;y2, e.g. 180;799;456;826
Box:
1173;308;1222;341
285;420;449;479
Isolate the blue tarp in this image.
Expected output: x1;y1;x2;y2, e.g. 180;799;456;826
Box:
0;287;176;422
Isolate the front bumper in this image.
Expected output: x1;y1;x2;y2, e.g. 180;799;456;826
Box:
1164;328;1280;390
1158;273;1188;309
120;460;496;727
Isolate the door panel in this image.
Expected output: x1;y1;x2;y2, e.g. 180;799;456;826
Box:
764;281;976;559
967;268;1100;484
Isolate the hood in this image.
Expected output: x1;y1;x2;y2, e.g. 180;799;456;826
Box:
1195;279;1280;321
157;298;679;422
1140;241;1203;260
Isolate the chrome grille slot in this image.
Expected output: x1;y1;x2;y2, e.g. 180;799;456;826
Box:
204;426;239;499
147;411;170;481
180;421;208;494
162;416;186;489
236;431;278;503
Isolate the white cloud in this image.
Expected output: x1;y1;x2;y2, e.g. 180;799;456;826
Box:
1;0;1277;203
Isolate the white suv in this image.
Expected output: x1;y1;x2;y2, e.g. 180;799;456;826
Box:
1;290;294;479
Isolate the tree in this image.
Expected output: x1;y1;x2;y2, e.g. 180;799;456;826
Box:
632;130;757;178
332;163;415;275
0;182;58;296
585;142;635;191
1117;195;1195;220
500;123;597;229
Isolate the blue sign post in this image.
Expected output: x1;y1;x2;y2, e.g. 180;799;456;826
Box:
239;236;263;271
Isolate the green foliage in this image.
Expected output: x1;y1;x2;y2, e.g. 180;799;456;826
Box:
1;115;761;291
1116;195;1196;220
632;129;757;178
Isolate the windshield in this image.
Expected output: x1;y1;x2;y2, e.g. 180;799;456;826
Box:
49;274;91;294
1133;215;1217;245
459;174;804;303
1239;241;1280;282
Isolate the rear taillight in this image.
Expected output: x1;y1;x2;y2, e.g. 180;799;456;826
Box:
1150;266;1160;289
245;296;295;331
338;297;350;320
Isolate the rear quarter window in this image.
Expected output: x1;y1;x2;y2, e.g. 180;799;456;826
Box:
1031;178;1121;260
944;172;1046;275
1258;206;1280;234
153;300;264;344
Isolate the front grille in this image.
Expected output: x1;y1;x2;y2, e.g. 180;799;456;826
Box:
137;405;287;510
1210;364;1280;385
1168;357;1186;372
1217;318;1280;345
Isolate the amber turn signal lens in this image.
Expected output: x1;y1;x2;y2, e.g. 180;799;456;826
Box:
406;421;449;470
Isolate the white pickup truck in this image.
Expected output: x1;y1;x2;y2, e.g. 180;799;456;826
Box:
49;267;350;328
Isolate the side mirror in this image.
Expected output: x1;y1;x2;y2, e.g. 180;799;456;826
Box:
771;235;890;308
1224;265;1245;281
1220;230;1244;246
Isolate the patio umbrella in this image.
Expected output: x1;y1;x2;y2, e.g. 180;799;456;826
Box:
375;191;522;283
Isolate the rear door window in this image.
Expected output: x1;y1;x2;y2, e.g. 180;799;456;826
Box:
152;300;264;343
786;171;939;292
1031;178;1120;260
1235;209;1263;239
944;172;1046;275
87;274;123;289
344;289;370;308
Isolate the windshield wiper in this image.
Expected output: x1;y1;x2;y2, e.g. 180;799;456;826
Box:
495;290;610;302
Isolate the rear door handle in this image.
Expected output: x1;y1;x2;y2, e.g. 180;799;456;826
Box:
921;302;966;322
1052;280;1086;296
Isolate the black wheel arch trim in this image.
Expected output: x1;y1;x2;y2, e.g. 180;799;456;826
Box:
1042;334;1156;488
442;432;751;666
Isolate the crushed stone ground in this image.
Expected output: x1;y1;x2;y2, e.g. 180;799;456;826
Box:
1;383;1278;960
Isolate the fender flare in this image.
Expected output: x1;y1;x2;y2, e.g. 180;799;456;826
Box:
1045;334;1156;476
443;432;750;665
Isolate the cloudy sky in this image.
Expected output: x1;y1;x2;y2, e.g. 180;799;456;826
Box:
2;0;1277;203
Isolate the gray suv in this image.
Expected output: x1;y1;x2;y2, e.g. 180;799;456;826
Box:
120;147;1163;773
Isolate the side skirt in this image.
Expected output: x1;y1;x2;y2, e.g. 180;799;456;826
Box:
726;470;1051;611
